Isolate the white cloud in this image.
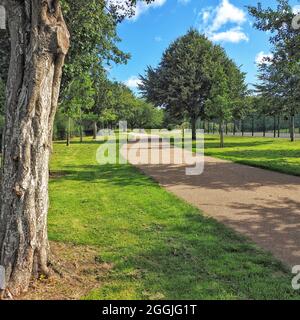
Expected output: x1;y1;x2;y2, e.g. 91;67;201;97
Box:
210;0;246;32
293;5;300;14
255;51;273;65
154;36;163;42
201;9;211;24
210;27;249;43
132;0;167;20
124;76;142;89
178;0;191;5
106;0;166;21
197;0;248;44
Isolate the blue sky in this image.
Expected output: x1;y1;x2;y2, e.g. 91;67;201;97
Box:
108;0;300;92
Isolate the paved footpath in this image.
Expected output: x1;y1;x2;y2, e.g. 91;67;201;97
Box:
121;134;300;267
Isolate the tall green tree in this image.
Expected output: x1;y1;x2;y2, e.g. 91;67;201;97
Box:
139;29;246;142
206;49;247;147
140;29;216;140
249;0;300;141
61;73;95;145
60;0;131;93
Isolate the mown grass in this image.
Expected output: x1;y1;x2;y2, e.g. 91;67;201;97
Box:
163;133;300;176
201;135;300;176
48;138;299;300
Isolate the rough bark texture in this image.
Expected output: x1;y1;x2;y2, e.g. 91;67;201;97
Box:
93;121;97;140
191;116;197;141
66;116;71;146
219;120;224;148
290;114;295;142
0;0;69;297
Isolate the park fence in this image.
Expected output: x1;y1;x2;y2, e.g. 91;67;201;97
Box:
197;114;300;138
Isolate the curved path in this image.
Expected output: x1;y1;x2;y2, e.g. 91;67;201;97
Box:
121;134;300;267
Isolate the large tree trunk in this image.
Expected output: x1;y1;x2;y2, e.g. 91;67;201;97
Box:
0;0;69;298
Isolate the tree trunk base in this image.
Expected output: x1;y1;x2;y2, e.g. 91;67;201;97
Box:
0;1;69;297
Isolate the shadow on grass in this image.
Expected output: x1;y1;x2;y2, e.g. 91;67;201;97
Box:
50;163;156;187
203;149;300;176
50;139;300;299
54;139;100;145
87;204;297;300
203;139;275;149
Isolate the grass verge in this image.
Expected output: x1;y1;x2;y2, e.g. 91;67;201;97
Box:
202;135;300;176
47;138;299;300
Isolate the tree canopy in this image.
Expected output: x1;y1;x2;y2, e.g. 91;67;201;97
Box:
139;29;247;145
249;0;300;141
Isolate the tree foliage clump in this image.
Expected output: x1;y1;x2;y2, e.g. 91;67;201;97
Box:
249;0;300;141
139;29;247;146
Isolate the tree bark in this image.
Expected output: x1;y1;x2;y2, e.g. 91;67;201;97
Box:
191;116;197;141
67;116;71;146
80;124;83;143
93;121;97;140
241;120;244;136
290;114;295;142
0;0;69;297
219;120;224;148
277;115;280;138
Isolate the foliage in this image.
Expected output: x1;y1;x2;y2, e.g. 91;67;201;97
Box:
140;29;247;144
60;0;130;92
249;0;300;141
128;99;164;129
92;79;163;129
61;73;95;120
140;29;215;133
53;111;74;140
205;47;247;145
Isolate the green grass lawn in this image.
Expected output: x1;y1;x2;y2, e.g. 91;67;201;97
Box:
202;135;300;176
49;138;299;300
